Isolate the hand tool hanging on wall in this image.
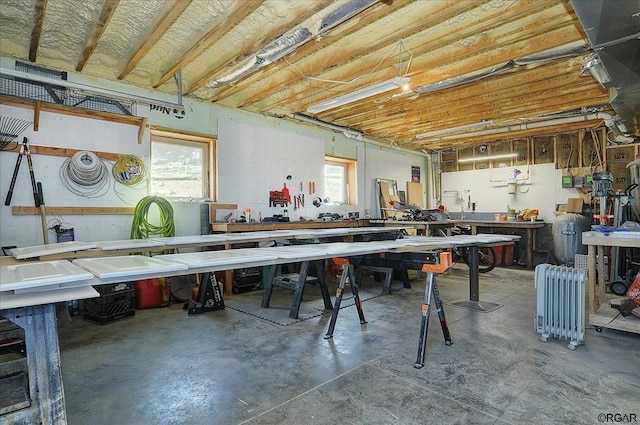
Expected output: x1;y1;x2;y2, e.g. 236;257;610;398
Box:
4;137;40;207
37;182;49;244
269;190;289;207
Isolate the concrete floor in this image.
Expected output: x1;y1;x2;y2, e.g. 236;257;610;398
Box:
58;265;640;425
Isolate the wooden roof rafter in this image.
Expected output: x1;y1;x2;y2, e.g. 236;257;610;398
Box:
185;0;335;94
153;0;267;89
76;0;120;72
29;0;48;62
117;0;192;80
223;0;550;109
211;0;419;105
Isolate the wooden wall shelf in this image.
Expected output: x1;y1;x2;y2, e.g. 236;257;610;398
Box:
0;95;147;142
12;206;135;215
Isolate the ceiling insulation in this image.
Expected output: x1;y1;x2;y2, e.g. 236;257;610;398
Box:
0;0;635;152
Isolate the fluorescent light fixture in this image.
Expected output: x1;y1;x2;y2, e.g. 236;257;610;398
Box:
458;153;518;163
307;76;410;114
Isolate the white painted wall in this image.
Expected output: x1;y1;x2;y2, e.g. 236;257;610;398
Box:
0;61;426;249
441;163;582;222
0;104;150;248
217;118;325;221
357;144;425;218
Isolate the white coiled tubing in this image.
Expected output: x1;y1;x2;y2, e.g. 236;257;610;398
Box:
60;151;110;197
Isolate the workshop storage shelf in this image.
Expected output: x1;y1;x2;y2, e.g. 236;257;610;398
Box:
84;282;136;325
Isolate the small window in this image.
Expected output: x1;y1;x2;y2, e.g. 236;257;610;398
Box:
150;134;212;199
324;156;356;204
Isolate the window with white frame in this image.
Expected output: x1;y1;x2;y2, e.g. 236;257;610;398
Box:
324;156;356;204
150;133;212;200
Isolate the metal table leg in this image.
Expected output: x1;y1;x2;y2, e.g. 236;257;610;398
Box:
449;245;502;312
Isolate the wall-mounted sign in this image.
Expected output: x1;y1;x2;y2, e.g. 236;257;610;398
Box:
411;165;420;183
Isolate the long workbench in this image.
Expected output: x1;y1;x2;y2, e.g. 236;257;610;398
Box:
3;226;409;296
210;219;368;233
582;231;640;334
1;231;519;425
369;219;454;236
452;220;545;269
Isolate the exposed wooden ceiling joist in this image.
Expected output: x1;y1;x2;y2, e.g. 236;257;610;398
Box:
153;0;266;89
118;0;192;80
185;0;335;94
76;0;120;72
0;0;633;154
28;0;47;62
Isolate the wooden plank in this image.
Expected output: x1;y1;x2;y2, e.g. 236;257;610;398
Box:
76;0;120;72
156;0;266;89
186;0;331;93
150;126;216;143
34;100;41;131
12;206;135;215
386;195;401;218
582;233;640;248
6;144;122;161
118;0;192;80
590;300;640;334
138;117;148;144
210;220;363;232
378;181;392;218
29;0;47;61
209;203;238;223
406;181;424;208
0;95;144;127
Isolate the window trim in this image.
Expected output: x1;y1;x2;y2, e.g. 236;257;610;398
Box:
324;155;356;205
150;127;216;200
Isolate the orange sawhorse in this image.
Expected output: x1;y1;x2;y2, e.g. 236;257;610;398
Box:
415;251;454;369
324;257;366;339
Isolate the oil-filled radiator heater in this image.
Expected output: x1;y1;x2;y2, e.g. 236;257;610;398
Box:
535;264;587;350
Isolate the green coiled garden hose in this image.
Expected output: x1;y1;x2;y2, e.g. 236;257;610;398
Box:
130;196;175;239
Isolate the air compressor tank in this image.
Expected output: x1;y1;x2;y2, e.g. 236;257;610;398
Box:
552;213;591;266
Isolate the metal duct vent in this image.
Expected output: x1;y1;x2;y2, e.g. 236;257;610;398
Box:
207;28;312;88
258;28;312;63
209;57;266;88
414;62;515;94
413;45;589;95
318;0;377;37
514;44;591;65
570;0;640;137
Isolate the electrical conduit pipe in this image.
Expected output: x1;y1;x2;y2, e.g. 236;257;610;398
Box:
416;113;614;143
